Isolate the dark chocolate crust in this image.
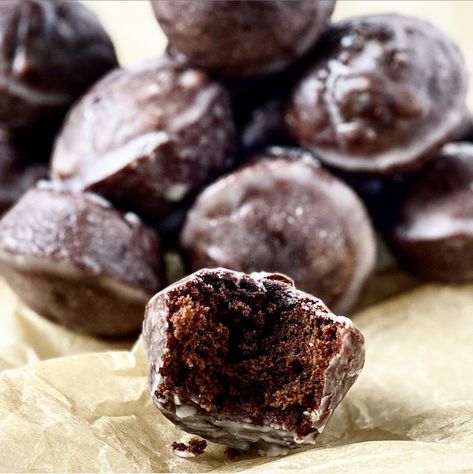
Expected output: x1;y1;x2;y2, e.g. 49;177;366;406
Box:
285;14;468;174
170;439;207;458
240;100;296;157
51;57;235;222
333;171;415;231
0;186;165;336
180;149;376;314
0;129;48;215
143;268;365;455
0;0;117;129
151;0;336;77
390;142;473;282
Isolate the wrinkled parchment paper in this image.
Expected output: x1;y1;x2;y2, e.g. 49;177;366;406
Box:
1;283;472;472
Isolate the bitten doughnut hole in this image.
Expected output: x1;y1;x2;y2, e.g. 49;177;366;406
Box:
144;269;365;455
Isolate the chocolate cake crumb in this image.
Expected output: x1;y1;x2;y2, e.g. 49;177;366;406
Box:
225;448;243;461
171;439;207;458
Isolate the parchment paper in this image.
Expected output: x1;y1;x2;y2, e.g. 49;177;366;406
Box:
1;283;472;472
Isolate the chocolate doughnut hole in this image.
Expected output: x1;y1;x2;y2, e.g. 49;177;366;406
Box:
0;186;166;336
0;0;117;129
389;142;473;282
52;57;236;225
180;148;376;314
144;268;365;455
151;0;336;77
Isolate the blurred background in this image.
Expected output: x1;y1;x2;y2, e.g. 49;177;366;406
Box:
84;0;473;107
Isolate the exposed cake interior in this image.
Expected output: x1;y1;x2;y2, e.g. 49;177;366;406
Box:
157;272;345;438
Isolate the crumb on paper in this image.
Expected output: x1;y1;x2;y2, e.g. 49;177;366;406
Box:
225;447;242;461
170;438;207;458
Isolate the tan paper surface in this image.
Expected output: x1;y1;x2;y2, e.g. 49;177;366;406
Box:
1;283;472;472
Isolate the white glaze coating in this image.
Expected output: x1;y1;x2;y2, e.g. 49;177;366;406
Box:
65;131;171;192
401;210;473;241
0;251;150;303
172;448;196;459
0;76;71;106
